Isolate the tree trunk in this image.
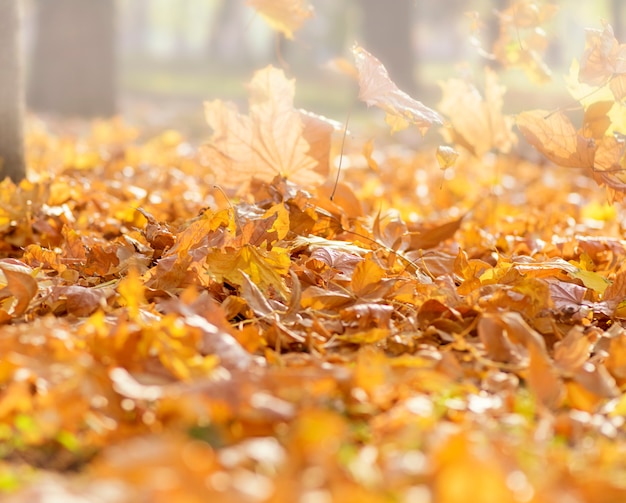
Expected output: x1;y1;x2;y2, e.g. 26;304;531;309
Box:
612;0;624;42
361;0;416;94
0;0;26;182
28;0;116;118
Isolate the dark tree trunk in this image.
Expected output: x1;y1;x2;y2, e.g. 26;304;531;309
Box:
28;0;116;118
0;0;26;182
361;0;416;94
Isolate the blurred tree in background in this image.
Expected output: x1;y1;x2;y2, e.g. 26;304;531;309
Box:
28;0;117;118
0;0;25;182
361;0;416;92
612;0;624;41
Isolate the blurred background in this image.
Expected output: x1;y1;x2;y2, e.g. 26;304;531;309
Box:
20;0;625;141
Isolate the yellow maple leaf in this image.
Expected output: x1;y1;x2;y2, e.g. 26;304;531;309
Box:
205;244;290;297
117;268;146;319
248;0;314;40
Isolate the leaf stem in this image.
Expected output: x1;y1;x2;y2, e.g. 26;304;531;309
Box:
330;109;351;201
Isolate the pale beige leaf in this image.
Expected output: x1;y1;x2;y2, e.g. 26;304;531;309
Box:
439;68;516;156
352;44;443;135
579;22;626;87
200;66;333;192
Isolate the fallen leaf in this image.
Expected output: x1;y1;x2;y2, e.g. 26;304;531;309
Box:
436;145;459;170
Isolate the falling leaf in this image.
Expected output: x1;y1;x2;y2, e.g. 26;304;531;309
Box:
248;0;314;40
362;139;380;173
200;66;333;192
436;145;459;170
439;68;516;156
516;109;595;168
579;22;626;87
352;45;443;135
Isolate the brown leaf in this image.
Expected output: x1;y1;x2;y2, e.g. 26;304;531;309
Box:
48;285;111;317
553;327;592;373
477;314;524;364
352;45;443;135
240;271;275;318
407;215;464;251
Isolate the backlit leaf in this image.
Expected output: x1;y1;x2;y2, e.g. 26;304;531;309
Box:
579;22;626;87
516;109;595;168
439;68;516;156
352;45;443;135
201;66;332;191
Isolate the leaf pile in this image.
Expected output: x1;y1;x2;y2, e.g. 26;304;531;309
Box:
3;4;626;503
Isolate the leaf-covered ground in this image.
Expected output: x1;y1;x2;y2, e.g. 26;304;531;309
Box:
0;113;624;502
4;3;626;502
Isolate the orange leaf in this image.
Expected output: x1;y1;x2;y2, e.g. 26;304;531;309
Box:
352;45;443;135
248;0;314;40
609;73;626;101
526;342;565;410
408;215;465;251
582;101;613;139
351;257;385;298
117;268;146;319
516;109;596;168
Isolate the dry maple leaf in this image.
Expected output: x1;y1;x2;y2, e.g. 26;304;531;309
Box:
248;0;314;40
517;109;626;200
200;66;334;192
352;45;443;135
439;68;516;156
579;22;626;87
